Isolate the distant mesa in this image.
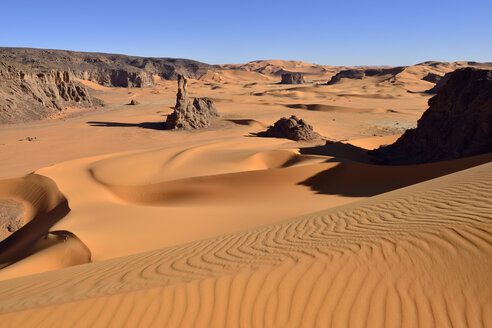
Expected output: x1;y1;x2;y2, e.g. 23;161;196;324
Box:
371;68;492;164
258;115;321;141
165;75;219;129
280;72;305;84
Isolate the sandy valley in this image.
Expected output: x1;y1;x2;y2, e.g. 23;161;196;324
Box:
0;52;491;327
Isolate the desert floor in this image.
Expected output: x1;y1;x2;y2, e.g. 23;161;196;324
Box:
0;67;490;327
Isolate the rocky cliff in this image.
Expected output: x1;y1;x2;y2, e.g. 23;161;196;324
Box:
0;62;98;123
0;48;214;88
0;47;214;123
371;68;492;164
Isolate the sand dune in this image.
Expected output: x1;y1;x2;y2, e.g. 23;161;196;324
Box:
0;161;490;327
1;59;491;327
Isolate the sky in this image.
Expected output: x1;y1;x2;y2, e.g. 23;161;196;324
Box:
1;0;491;66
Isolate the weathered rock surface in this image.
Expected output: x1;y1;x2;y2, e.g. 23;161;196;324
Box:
0;62;98;123
165;75;219;129
280;72;305;84
129;99;139;105
371;68;492;164
259;115;321;141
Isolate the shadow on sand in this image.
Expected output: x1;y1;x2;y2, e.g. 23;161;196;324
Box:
87;121;165;131
297;149;492;197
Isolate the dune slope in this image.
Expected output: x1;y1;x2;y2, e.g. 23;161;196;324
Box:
0;161;490;327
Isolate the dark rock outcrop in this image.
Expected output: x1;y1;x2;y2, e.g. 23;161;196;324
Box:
165;75;219;129
371;68;492;164
327;67;405;85
129;99;139;105
422;72;443;83
280;72;305;84
259;115;321;141
424;71;454;94
0;62;98;123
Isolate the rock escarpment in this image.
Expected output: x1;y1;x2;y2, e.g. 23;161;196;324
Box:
0;62;98;123
280;72;305;84
371;68;492;164
259;115;321;141
165;75;219;129
0;48;213;88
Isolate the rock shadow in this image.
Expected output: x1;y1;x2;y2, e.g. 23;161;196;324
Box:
87;121;165;131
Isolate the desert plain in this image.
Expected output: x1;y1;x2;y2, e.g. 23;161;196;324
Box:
0;52;491;327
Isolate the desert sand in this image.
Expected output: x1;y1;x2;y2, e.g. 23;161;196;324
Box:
0;60;490;327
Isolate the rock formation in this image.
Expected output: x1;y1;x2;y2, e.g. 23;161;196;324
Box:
0;62;99;123
165;75;219;129
0;47;215;123
129;99;139;105
422;72;443;83
371;68;492;164
280;72;305;84
327;67;405;85
259;115;321;141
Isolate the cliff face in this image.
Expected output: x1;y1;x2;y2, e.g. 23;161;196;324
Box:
0;62;97;123
371;68;492;164
0;48;213;88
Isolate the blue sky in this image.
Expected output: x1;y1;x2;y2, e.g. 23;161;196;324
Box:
1;0;491;65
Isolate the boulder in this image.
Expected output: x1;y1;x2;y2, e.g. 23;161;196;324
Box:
129;99;139;105
165;75;219;129
260;115;321;141
280;72;304;84
371;68;492;164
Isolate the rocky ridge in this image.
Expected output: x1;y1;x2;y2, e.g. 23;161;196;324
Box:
0;48;214;88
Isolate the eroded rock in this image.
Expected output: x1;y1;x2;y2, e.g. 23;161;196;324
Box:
165;75;219;129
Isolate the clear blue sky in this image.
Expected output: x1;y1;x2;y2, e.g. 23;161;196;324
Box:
1;0;491;66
